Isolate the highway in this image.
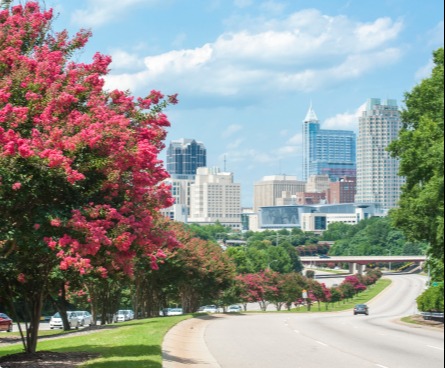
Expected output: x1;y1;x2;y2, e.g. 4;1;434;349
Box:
205;275;444;368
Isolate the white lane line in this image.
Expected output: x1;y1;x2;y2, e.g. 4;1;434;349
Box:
375;365;389;368
316;340;328;347
427;345;444;351
294;330;300;334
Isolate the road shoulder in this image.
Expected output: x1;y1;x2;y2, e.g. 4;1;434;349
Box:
162;315;222;368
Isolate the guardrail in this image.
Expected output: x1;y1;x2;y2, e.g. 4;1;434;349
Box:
420;312;444;321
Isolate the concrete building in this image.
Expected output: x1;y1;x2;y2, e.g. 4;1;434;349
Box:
303;105;357;181
167;139;207;179
254;175;306;213
327;176;357;204
295;192;327;205
189;167;242;230
259;203;381;230
356;99;405;210
306;175;331;193
161;177;194;222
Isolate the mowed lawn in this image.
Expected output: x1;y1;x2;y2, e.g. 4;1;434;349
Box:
0;315;191;368
291;278;392;313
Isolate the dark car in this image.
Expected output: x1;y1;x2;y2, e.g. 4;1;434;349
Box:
354;304;369;316
0;313;13;332
319;255;331;259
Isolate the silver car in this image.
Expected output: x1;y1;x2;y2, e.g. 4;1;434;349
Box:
49;312;80;330
71;311;93;327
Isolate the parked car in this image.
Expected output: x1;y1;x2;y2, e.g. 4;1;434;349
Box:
354;304;369;316
162;308;184;317
201;305;218;314
49;312;80;330
72;311;93;327
0;313;13;332
227;305;242;313
114;310;130;323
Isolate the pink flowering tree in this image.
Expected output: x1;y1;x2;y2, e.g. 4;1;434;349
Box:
0;2;178;353
238;271;281;311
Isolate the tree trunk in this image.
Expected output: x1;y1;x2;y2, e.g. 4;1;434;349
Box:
26;290;44;354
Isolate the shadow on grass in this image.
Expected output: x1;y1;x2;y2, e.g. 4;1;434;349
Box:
52;344;162;368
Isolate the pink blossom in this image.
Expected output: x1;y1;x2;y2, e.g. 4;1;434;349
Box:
12;182;22;190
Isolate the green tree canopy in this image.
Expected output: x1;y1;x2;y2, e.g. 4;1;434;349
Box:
388;48;444;273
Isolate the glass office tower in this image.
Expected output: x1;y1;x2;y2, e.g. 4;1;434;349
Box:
303;105;357;181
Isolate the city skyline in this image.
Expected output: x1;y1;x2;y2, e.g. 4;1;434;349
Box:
53;0;444;206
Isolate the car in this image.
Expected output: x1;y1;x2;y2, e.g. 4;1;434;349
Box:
319;255;331;259
49;312;80;330
354;304;369;316
114;310;131;323
227;305;243;313
0;313;13;332
162;308;184;317
72;311;93;327
201;305;219;314
124;310;135;320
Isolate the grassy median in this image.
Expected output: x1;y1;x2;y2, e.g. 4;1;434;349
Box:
0;315;191;368
291;278;392;313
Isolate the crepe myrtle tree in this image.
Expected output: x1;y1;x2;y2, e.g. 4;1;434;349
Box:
0;2;179;353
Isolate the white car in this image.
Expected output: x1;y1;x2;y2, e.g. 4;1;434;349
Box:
201;305;219;314
227;305;243;313
114;310;130;323
49;312;79;330
163;308;183;316
72;311;93;327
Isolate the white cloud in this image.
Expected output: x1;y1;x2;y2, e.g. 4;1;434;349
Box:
287;133;303;145
109;50;145;71
234;0;254;8
72;0;159;27
415;59;435;81
105;10;404;102
323;102;367;131
223;124;243;139
227;138;245;150
428;20;444;47
259;1;286;15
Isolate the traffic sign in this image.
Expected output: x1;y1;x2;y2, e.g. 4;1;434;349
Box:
302;290;308;299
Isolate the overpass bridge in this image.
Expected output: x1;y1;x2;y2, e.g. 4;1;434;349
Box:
300;256;427;274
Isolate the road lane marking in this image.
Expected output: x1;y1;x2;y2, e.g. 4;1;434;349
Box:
427;345;444;351
316;340;328;347
375;365;389;368
294;330;300;334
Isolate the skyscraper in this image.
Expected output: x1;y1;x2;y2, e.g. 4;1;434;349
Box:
253;175;306;213
167;139;207;179
303;104;357;181
356;98;404;210
189;167;242;230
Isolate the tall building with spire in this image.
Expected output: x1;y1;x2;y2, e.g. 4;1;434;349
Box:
302;104;357;181
356;98;404;210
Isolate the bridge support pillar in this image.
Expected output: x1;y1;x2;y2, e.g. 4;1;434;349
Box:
349;263;365;275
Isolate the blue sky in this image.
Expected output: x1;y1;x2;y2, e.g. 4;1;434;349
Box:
44;0;443;206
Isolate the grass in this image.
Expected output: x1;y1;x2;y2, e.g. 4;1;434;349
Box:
0;315;191;368
0;279;392;367
290;278;392;313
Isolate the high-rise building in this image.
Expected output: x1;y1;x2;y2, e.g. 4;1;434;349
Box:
253;175;306;213
327;176;357;204
356;98;404;210
189;167;242;230
167;139;207;179
161;177;194;223
303;105;357;181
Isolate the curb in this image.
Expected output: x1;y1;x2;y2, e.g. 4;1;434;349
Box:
162;315;222;368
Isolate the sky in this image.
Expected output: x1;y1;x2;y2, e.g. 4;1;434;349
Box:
42;0;444;206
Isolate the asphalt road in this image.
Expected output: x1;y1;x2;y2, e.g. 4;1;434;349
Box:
205;275;444;368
